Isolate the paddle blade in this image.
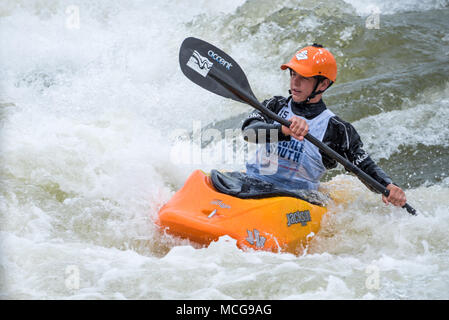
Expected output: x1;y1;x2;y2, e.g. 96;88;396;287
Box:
179;37;256;104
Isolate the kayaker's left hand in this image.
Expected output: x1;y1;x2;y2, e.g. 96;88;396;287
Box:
382;184;407;207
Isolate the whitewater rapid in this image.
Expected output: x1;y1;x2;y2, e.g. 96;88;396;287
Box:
1;0;448;299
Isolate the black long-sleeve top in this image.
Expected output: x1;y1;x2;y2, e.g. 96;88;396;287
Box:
241;95;393;193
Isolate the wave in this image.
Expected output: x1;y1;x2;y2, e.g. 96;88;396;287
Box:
354;83;449;161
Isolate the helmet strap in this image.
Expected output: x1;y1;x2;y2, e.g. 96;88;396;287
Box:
305;78;333;103
305;78;323;102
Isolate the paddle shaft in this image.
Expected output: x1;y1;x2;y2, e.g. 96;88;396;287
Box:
210;72;417;215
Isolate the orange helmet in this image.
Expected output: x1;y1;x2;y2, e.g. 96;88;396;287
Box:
281;44;337;82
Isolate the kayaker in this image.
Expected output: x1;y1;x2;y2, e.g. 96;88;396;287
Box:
242;43;407;207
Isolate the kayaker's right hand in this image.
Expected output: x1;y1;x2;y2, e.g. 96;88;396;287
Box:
282;116;309;141
382;184;407;207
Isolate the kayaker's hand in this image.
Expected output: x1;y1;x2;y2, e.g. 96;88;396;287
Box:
382;184;407;207
282;116;308;141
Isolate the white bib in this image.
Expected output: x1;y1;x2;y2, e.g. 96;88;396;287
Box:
246;100;335;190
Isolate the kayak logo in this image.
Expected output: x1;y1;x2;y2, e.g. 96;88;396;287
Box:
246;229;266;248
286;210;311;227
187;50;213;77
296;50;308;61
211;199;231;209
208;50;232;70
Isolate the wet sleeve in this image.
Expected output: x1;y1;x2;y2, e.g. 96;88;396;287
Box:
322;117;393;193
241;97;291;143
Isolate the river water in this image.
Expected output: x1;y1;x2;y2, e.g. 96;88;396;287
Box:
1;0;448;299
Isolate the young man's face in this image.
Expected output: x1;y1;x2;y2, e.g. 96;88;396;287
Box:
289;69;318;103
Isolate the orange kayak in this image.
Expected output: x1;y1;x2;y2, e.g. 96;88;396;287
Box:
157;170;328;254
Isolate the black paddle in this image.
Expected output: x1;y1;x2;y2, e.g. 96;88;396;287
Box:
179;37;417;215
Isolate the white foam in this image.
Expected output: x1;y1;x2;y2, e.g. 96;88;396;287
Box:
353;84;449;161
342;0;448;16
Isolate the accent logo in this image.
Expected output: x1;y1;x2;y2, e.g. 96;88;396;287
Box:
186;50;213;77
208;50;232;70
